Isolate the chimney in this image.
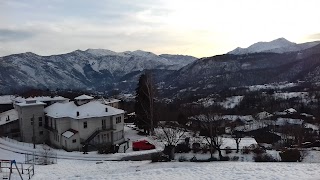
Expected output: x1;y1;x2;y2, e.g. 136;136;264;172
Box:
77;111;80;116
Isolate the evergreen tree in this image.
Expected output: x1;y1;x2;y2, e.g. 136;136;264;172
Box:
134;72;156;135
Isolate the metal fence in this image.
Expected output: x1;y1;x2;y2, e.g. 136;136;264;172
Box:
25;151;57;165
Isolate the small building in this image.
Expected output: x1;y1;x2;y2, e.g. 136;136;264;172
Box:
0;109;20;139
102;98;121;109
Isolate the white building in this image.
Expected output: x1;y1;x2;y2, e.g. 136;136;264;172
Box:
44;96;125;151
0;95;125;151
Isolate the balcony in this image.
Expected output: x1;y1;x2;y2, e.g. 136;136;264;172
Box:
44;125;58;133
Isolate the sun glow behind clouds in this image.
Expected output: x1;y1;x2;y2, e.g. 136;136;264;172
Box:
160;0;320;56
1;0;320;57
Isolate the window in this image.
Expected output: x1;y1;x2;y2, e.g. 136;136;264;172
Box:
116;117;121;124
31;118;34;125
72;139;76;143
39;117;43;127
114;130;124;141
39;131;43;135
45;116;48;127
54;119;57;129
83;121;87;128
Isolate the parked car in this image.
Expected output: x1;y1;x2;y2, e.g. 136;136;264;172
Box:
132;140;156;151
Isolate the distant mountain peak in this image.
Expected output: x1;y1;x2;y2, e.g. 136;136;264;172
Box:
228;38;320;55
85;49;119;56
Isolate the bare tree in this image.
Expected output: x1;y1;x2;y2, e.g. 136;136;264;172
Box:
229;122;242;153
192;114;224;160
154;122;186;159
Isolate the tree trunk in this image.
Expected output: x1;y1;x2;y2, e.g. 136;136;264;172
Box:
236;142;239;153
210;145;213;159
217;148;223;160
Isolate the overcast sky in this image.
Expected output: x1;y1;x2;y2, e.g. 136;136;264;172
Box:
1;0;320;58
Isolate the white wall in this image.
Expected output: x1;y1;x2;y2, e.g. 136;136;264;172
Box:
17;105;46;143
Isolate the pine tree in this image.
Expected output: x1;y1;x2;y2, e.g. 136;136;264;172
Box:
134;72;156;135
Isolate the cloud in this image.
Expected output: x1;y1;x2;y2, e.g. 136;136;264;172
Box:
0;29;34;42
307;33;320;41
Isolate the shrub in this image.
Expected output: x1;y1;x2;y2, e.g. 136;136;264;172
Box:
279;149;301;162
225;146;232;154
137;131;148;136
192;143;201;153
175;143;191;153
190;156;197;162
254;153;277;162
208;157;218;161
219;156;230;161
97;144;113;154
202;146;208;154
190;156;212;162
151;152;170;162
230;156;239;161
241;146;251;154
178;156;188;162
252;147;265;154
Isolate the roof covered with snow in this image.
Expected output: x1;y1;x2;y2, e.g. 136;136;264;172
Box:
256;111;273;120
0;109;18;125
62;129;78;138
276;118;303;125
75;94;94;100
0;95;15;104
104;98;121;104
15;100;46;107
0;95;68;104
44;101;124;119
284;108;297;114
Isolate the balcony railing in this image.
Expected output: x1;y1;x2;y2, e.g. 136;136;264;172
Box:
44;125;58;133
81;126;115;145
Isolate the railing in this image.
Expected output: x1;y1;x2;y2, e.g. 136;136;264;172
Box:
82;126;115;145
44;125;58;132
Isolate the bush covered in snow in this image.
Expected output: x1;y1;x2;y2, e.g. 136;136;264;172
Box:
254;153;277;162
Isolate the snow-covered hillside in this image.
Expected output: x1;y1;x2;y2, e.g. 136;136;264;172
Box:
0;49;197;93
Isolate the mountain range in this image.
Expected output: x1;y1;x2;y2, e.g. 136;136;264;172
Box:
1;38;320;98
0;49;196;93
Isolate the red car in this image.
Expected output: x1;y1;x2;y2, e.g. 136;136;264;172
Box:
132;140;156;151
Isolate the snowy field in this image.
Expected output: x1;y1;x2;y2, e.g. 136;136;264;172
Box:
10;157;320;180
1;142;320;179
32;160;320;180
1;124;320;179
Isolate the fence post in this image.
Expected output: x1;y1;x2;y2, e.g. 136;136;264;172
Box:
21;163;24;174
